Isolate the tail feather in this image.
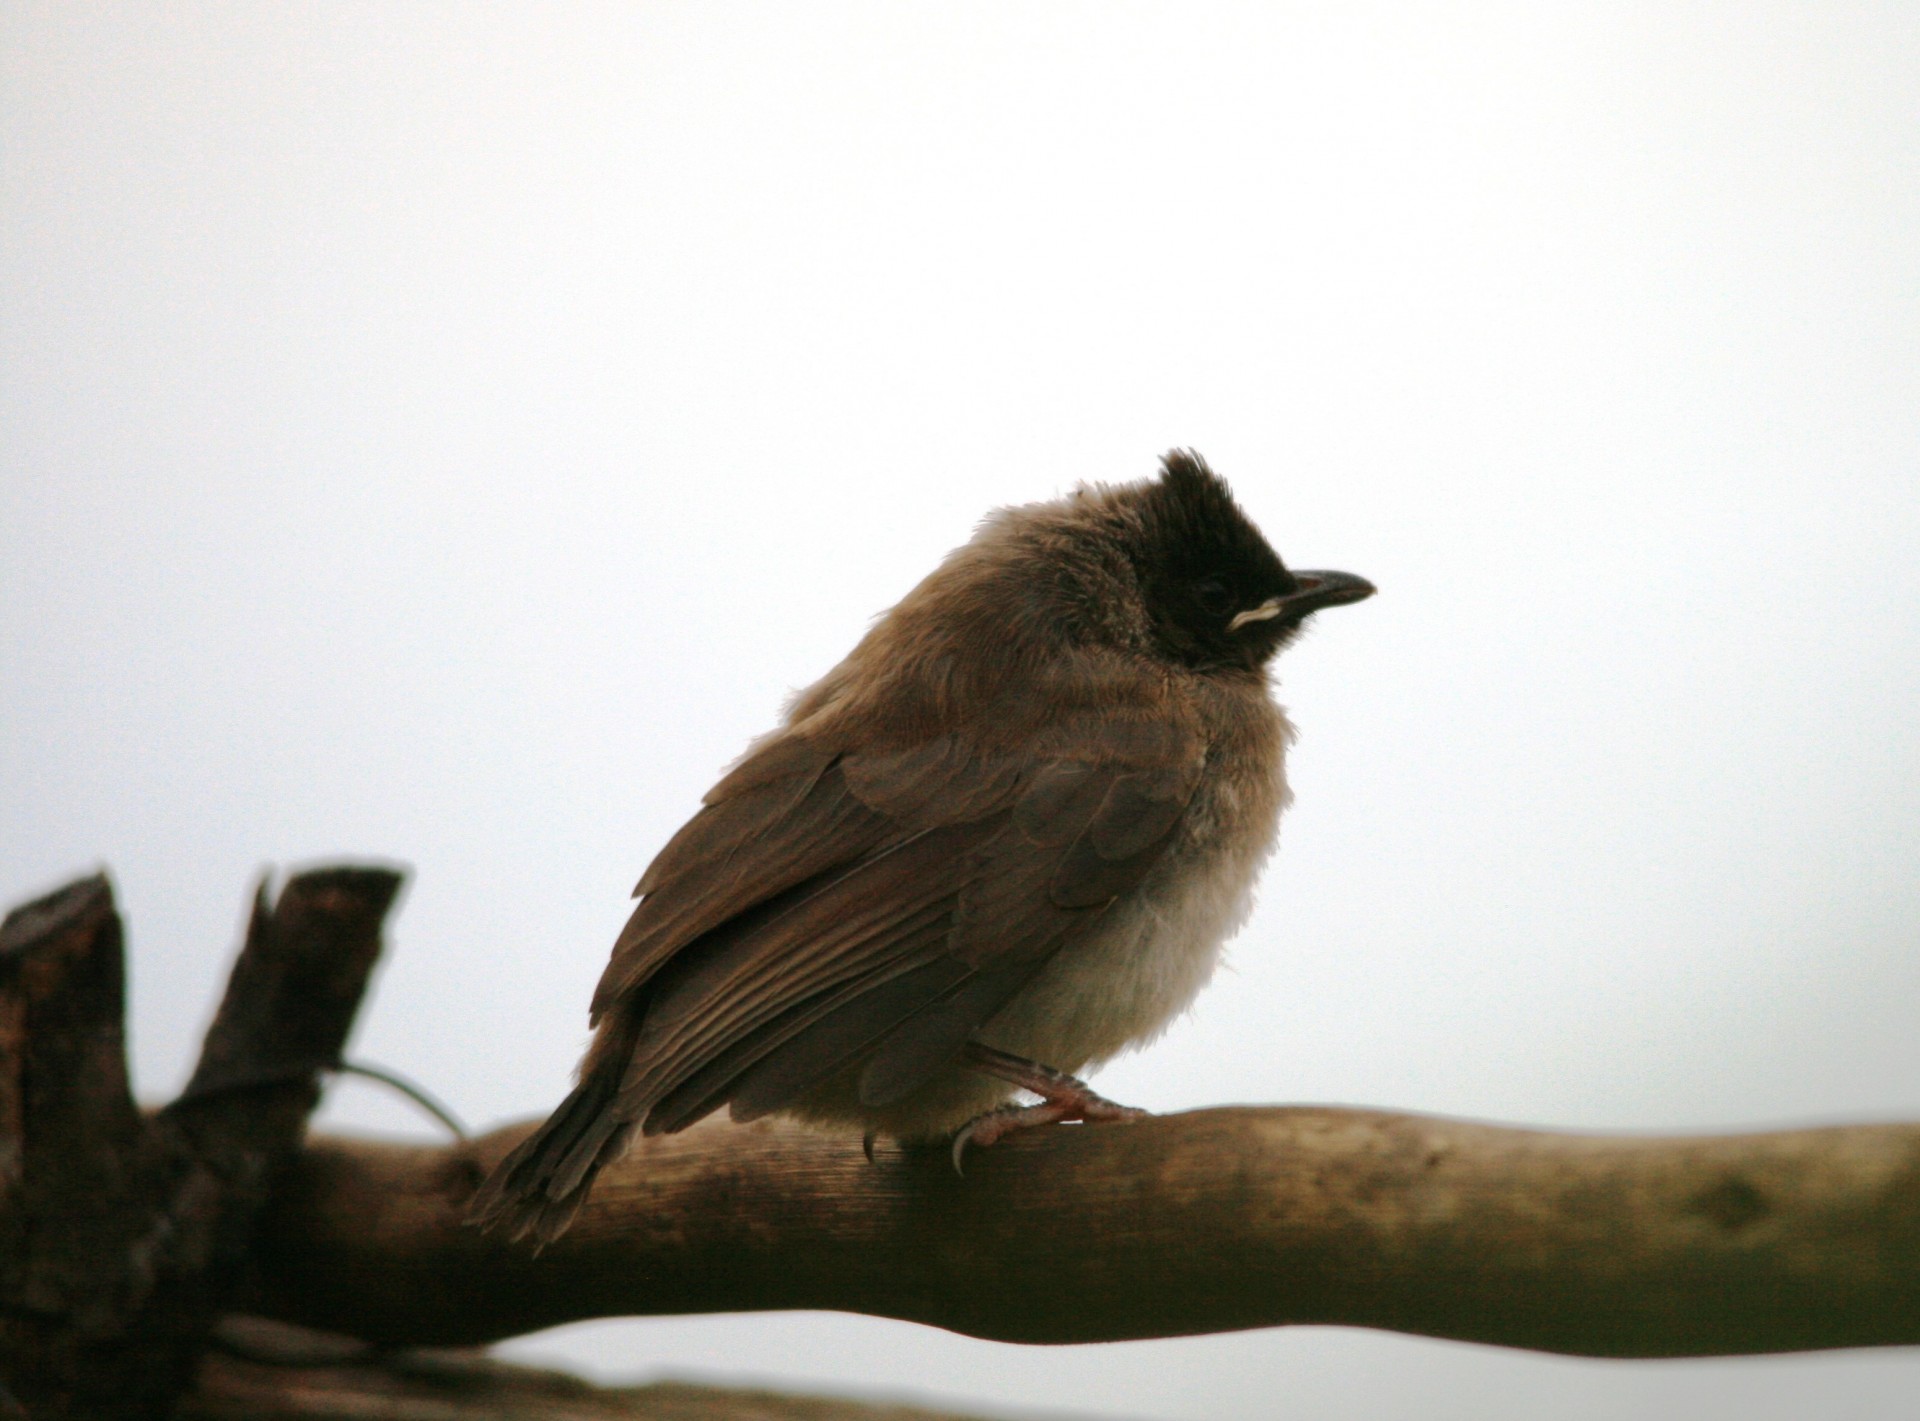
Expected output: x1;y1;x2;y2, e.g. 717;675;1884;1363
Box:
466;1055;635;1246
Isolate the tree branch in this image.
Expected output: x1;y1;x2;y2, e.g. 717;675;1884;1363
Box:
11;864;1920;1418
250;1105;1920;1359
0;869;400;1420
184;1316;1005;1421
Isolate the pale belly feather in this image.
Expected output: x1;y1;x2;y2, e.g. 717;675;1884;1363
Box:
975;805;1276;1072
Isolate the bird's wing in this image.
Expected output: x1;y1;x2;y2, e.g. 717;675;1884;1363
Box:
590;712;1206;1137
588;733;900;1020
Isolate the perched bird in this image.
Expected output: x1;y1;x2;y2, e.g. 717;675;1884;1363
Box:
470;451;1373;1243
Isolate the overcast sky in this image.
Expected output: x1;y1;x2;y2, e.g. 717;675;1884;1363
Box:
5;4;1919;1418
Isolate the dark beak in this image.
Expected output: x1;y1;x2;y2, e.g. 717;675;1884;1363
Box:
1283;569;1376;617
1227;569;1376;632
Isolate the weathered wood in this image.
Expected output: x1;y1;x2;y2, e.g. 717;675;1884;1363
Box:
0;869;400;1420
184;1316;1003;1421
161;868;401;1315
250;1106;1920;1359
0;876;175;1418
12;862;1920;1421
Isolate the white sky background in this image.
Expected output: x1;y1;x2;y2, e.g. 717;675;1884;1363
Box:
4;3;1919;1417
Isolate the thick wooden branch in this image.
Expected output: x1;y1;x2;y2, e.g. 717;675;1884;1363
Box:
248;1107;1920;1359
10;864;1920;1419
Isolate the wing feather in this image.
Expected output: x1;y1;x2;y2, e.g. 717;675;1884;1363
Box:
649;935;968;1133
588;712;1207;1136
616;827;979;1108
718;954;976;1124
593;749;887;1017
853;963;1048;1107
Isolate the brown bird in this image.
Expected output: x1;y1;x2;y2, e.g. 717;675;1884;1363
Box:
469;451;1373;1243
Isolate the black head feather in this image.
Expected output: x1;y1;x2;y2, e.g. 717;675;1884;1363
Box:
1127;451;1301;671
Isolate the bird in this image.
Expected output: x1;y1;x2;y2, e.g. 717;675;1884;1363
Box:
469;450;1373;1243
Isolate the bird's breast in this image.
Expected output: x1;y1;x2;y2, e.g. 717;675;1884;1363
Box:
976;693;1293;1073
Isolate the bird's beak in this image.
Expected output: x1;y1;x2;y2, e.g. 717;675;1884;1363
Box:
1227;569;1376;631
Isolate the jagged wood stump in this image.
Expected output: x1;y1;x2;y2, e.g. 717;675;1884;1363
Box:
0;869;398;1420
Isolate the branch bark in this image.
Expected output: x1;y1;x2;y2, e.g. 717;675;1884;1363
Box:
10;865;1920;1421
184;1316;1001;1421
249;1105;1920;1359
0;869;400;1420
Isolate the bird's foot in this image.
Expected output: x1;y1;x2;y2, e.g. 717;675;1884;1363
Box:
950;1042;1148;1173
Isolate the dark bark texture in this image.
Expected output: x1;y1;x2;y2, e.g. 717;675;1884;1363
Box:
0;870;399;1420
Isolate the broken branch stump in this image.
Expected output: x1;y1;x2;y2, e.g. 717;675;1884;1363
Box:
0;868;401;1420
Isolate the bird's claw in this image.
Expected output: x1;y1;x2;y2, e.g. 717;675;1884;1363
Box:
949;1092;1149;1175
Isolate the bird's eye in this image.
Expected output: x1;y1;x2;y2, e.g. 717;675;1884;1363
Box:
1191;578;1233;616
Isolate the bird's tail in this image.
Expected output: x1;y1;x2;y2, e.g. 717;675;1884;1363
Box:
466;1022;638;1247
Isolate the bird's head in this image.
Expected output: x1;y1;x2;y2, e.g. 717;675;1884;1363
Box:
1121;450;1375;672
